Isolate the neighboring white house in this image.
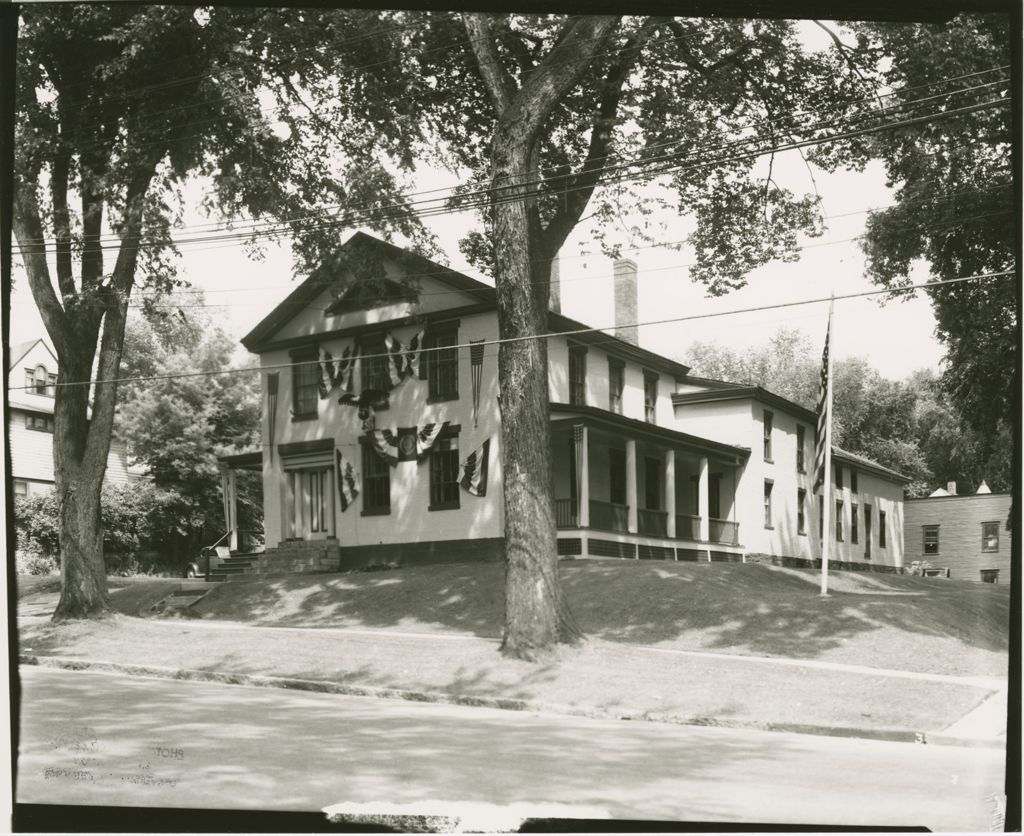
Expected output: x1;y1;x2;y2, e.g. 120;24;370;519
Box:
225;232;907;575
8;337;138;497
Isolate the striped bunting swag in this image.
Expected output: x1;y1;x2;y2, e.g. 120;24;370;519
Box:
415;422;447;457
813;312;832;493
317;344;357;398
470;339;484;428
318;346;335;398
335;449;359;512
460;439;490;497
266;373;279;460
370;428;401;465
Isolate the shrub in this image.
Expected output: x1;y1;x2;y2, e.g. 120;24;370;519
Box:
13;492;60;557
15;548;59;576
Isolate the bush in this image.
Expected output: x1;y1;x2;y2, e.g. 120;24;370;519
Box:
13;492;60;558
15;548;59;576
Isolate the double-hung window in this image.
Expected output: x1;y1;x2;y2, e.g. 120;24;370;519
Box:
643;372;658;423
851;502;859;544
290;347;319;420
796;425;806;472
362;444;391;515
763;480;773;528
835;499;844;541
879;510;887;547
923;525;940;555
982;522;999;553
25;413;54;433
608;358;624;414
834;465;843;489
568;344;587;406
429;437;461;510
361;334;393;394
797;488;806;535
425;327;459;401
763;411;773;461
850;470;858;493
864;504;872;557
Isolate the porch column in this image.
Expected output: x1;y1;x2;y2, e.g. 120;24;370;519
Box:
576;424;590;528
664;449;676;538
626;439;638;534
220;464;239;552
698;456;710;543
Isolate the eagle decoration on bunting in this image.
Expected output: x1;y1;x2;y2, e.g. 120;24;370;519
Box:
369;422;449;466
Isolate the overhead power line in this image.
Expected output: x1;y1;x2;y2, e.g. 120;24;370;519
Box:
9;271;1012;392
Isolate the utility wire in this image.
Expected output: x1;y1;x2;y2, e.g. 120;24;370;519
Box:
10;271;1012;392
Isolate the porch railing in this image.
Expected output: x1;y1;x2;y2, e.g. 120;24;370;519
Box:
675;514;701;541
589;500;629;533
638;508;668;537
554;498;577;528
709;518;740;545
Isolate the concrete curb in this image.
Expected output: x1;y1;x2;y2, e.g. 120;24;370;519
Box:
18;654;1004;749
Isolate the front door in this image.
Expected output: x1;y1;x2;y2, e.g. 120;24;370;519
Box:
289;467;334;539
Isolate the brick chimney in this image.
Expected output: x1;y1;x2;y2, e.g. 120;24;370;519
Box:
549;254;561;314
613;258;638;346
946;481;957;496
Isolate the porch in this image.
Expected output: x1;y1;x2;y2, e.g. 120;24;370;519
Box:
551;410;748;561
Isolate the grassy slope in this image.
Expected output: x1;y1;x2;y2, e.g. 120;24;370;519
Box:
185;560;1010;677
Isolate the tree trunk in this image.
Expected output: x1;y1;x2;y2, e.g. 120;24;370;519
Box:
493;151;583;660
52;350;111;621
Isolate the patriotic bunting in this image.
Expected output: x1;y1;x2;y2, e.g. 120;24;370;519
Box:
384;332;405;387
403;331;426;378
460;439;490;497
470;339;484;428
316;343;358;398
369;422;449;466
335;449;359;512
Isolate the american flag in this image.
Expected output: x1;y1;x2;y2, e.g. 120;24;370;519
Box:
813;307;833;493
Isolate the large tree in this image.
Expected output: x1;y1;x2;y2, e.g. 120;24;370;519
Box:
12;6;424;619
249;11;895;657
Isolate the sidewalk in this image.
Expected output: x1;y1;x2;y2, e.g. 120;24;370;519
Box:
17;601;1007;747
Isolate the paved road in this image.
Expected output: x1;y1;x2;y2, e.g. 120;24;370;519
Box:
15;667;1004;831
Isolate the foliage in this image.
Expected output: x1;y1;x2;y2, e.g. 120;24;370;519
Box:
15;548;59;577
813;15;1014;445
116;307;263;550
14;492;61;558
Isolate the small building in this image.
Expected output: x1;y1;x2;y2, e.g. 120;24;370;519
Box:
224;233;907;576
904;483;1012;583
8;337;138;497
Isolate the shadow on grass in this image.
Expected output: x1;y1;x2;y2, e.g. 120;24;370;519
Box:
210;561;1009;665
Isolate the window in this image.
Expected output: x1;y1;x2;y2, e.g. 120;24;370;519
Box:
644;457;660;510
26;364;54;397
291;347;319;419
565;344;587;405
980;569;999;584
361;334;394;394
818;496;824;538
361;444;391;515
429;439;460;510
796;425;806;472
834;465;843;489
25;413;54;433
643;372;658;423
923;524;940;555
13;480;28;497
982;522;1000;553
608;359;624;414
763;480;773;528
850;469;858;493
609;448;626;505
763;410;773;461
879;510;887;547
864;504;872;558
797;488;806;535
835;499;844;541
424;328;459;401
851;502;859;544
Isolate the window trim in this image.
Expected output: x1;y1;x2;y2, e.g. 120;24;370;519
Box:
923;524;940;555
835;498;844;542
851;501;859;545
24;412;54;433
879;509;887;548
797;487;806;535
428;442;461;511
608;357;624;415
568;342;588;407
981;521;1000;553
850;469;858;494
796;424;806;473
360;443;391;516
643;371;658;424
763;410;773;462
834;464;843;490
289;346;319;421
763;479;774;529
863;503;873;558
425;326;460;403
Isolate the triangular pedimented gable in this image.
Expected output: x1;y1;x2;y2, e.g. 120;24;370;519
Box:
9;337;57;371
240;232;497;353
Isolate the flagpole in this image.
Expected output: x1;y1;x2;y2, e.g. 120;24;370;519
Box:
820;297;835;597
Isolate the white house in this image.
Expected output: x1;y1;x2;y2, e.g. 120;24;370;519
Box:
8;337;138;497
225;233;907;576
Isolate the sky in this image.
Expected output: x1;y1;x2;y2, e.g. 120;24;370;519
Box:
7;19;949;381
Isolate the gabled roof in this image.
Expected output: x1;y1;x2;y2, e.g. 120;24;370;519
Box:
241;232;691;380
829;447;911;484
9;337;56;371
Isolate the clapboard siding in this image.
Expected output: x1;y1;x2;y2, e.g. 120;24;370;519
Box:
9;408;137;489
903;493;1012;583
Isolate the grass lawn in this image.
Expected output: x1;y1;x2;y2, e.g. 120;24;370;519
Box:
16;561;1008;736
